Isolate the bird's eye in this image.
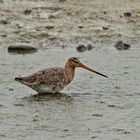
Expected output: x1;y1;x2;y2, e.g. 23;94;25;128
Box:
73;59;79;63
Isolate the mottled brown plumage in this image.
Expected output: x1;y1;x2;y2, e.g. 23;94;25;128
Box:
15;57;107;93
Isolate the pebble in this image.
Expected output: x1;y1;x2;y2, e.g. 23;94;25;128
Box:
87;44;94;50
40;32;49;37
78;25;84;29
91;136;97;139
124;12;132;17
76;44;95;52
33;113;39;121
45;25;54;29
63;129;69;131
14;103;24;106
0;19;8;25
8;88;14;91
8;44;38;54
92;114;103;117
59;0;66;2
124;131;131;134
24;9;32;15
1;34;7;37
114;41;131;50
108;104;116;108
76;44;87;52
102;26;109;30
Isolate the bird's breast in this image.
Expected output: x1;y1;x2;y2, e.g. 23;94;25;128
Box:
37;84;65;94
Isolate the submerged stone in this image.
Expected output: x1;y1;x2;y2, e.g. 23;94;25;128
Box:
59;0;66;2
76;44;87;52
45;25;54;29
124;12;132;17
24;9;32;15
0;19;9;25
102;26;109;30
8;44;38;54
114;41;131;50
87;44;95;50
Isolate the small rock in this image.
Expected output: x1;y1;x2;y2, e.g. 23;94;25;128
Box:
0;104;4;107
61;44;66;49
1;34;7;37
99;101;105;104
115;86;121;89
124;131;131;134
108;104;116;108
40;32;49;37
123;72;128;74
59;0;66;2
92;114;103;117
102;26;109;30
91;136;97;139
63;129;69;131
33;113;39;121
76;44;87;52
24;9;32;15
0;19;8;25
13;30;21;34
14;103;24;106
16;24;22;29
78;25;84;29
45;25;54;29
87;44;94;50
124;12;132;17
8;44;38;54
9;88;14;91
48;14;56;19
115;41;131;50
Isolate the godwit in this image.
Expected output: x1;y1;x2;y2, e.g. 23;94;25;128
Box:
15;57;107;93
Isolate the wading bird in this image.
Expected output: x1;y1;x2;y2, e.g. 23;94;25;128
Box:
15;57;107;93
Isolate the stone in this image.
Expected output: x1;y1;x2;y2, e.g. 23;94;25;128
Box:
24;9;32;15
59;0;66;2
76;44;87;52
8;44;38;54
102;26;109;30
87;44;94;50
124;12;132;17
115;41;131;50
45;25;54;29
0;19;8;25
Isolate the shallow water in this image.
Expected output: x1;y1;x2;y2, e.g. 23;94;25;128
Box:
0;45;140;140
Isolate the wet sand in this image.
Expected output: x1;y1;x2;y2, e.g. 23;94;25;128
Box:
0;0;140;140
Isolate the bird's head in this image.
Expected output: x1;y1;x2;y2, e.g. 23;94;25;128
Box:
68;57;81;68
67;57;108;78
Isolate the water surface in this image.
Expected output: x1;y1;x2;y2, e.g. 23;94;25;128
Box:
0;45;140;140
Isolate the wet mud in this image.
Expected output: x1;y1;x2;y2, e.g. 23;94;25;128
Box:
0;0;140;47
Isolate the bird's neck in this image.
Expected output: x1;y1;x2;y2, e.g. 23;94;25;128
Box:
64;62;75;82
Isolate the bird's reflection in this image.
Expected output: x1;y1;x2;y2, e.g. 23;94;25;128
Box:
22;92;73;102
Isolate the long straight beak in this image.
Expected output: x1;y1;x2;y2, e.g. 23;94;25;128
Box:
80;63;108;78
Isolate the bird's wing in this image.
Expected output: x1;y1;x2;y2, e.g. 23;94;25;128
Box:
22;67;65;86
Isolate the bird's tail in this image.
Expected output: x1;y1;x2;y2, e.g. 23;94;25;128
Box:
15;77;33;88
15;77;24;82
